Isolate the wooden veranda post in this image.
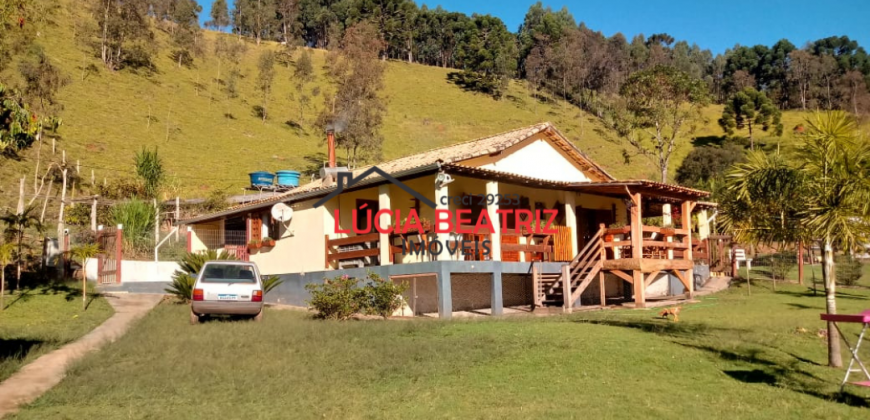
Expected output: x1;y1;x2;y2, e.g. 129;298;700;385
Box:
681;200;695;298
629;191;645;308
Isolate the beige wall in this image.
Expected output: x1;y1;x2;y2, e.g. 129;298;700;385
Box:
249;198;327;275
190;220;223;253
460;133;592;183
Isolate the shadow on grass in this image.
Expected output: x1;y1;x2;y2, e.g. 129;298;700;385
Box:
572;317;743;338
0;338;49;362
775;288;869;301
683;343;868;408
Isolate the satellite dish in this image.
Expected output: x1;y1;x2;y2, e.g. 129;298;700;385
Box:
271;203;293;223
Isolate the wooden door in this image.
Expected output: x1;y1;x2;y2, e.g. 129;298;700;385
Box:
575;207;615;251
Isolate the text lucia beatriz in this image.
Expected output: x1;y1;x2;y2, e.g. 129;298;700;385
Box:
333;206;560;235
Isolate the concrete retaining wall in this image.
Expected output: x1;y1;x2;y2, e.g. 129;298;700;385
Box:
85;258;180;282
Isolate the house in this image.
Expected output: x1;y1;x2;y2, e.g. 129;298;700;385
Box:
180;122;714;318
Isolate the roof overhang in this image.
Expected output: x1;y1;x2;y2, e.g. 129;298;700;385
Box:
568;181;710;202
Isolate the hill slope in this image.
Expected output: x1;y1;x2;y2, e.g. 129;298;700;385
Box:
0;1;827;206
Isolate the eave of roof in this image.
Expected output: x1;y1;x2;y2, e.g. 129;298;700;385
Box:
568;180;710;201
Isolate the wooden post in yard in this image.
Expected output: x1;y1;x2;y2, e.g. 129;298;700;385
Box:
116;225;123;283
797;241;804;286
91;197;97;232
186;227;193;253
531;263;539;309
562;263;572;314
175;197;180;240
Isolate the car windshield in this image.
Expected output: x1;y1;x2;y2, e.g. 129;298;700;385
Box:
202;265;257;283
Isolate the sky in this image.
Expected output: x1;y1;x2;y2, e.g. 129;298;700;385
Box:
197;0;870;54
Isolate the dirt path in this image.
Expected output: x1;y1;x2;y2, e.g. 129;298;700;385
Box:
0;293;163;418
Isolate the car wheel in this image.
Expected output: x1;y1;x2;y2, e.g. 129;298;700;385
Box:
252;310;263;322
189;308;201;325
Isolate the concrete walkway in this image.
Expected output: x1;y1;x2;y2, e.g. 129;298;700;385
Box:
0;293;163;418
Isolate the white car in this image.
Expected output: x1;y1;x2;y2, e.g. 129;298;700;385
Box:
190;261;264;324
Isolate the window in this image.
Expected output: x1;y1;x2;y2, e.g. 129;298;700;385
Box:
202;265;257;283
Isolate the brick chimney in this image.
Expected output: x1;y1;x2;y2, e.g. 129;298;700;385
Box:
326;129;336;168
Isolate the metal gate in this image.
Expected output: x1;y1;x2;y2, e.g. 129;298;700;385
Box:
98;226;123;284
224;245;249;261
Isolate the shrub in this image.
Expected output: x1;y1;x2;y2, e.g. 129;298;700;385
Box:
770;251;796;280
165;250;237;301
362;273;408;319
836;254;863;286
305;273;408;320
305;275;366;320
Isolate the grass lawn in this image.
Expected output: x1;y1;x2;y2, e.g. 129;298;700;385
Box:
10;282;870;419
0;282;114;382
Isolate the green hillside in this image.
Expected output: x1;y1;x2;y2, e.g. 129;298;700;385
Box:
0;2;834;206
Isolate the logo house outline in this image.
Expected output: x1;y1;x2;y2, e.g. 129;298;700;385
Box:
312;166;437;209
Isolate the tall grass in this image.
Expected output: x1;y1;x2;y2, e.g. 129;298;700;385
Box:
110;199;155;256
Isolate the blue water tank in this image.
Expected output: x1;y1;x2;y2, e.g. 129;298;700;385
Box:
249;171;275;187
276;170;301;187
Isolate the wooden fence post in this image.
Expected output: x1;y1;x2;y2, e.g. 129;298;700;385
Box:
116;225;123;283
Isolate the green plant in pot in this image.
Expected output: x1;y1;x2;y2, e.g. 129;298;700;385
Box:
248;239;261;250
262;237;276;247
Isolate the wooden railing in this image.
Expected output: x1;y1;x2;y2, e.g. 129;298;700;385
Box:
325;233;402;268
601;225;691;260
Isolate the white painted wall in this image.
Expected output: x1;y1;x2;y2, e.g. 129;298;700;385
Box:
476;138;591;183
249;198;327;275
85;258;180;282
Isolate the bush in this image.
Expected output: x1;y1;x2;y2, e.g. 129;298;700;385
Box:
165;250;237;301
770;251;796;280
362;273;408;319
836;254;863;286
305;272;407;320
305;275;366;320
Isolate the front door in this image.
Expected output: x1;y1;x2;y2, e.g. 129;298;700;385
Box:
575;207;615;251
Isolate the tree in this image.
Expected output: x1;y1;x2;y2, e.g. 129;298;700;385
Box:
207;0;230;30
91;0;153;71
256;50;276;122
135;146;164;199
455;14;518;99
18;47;69;113
234;0;276;45
1;205;45;291
0;84;39;158
721;111;870;368
787;50;817;110
719;87;783;150
0;242;13;311
318;21;387;166
276;0;301;45
169;0;202;68
603;66;710;182
293;49;314;122
675;143;746;188
70;244;101;310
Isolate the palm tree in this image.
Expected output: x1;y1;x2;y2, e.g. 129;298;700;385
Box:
1;205;46;291
720;111;870;368
0;242;14;311
70;243;101;310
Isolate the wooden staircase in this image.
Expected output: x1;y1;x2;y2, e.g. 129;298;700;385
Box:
533;226;605;310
